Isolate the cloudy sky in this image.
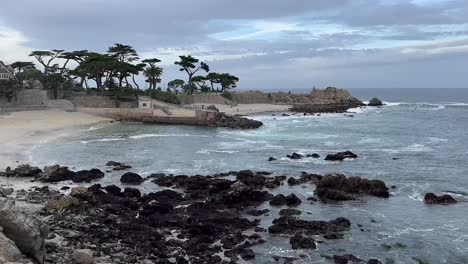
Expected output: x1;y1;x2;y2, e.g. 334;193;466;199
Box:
1;0;468;90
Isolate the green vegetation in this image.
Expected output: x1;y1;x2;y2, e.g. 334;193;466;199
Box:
2;43;240;104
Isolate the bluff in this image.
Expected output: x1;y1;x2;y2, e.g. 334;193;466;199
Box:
289;87;364;113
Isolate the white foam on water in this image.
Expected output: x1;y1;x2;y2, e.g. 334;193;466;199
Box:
129;134;208;139
196;149;239;154
427;137;449;143
401;143;432;152
383;101;404;106
80;138;126;144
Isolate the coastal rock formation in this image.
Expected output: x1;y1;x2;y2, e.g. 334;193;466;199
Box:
0;164;42;178
290;233;316;249
36;165;75;183
368;97;383;106
74;169;105;183
0;198;48;263
106;161;132;171
120;172;144;184
0;232;23;263
315;174;390;201
325;151;358;161
287;152;303;159
206;112;263;129
270;193;302;206
424;193;457;204
290;87;364;114
268;216;351;235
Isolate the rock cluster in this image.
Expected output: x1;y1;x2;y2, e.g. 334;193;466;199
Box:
325;151;358;161
424;193;457;204
315;174;390;201
1;165;104;183
368;97;383;106
206;112;263;129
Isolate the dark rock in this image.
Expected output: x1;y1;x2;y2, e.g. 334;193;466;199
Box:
424;193;457;204
106;161;121;166
290;233;316;249
3;164;42;178
239;249;255;260
106;161;132;170
268;157;277;162
368;97;383;106
123;187;141;198
205;112;263;129
281;113;290;116
120;172;144;185
367;259;382;264
269;216;351;235
287;153;303;160
245;209;270;216
315;174;390;201
333;254;365;264
36;165;75;183
207;104;219;112
146;173;166;179
279;209;302;216
325;151;358;161
73;169;104;183
104;185;121;195
287;177;300;186
270;194;301;206
306;153;320;158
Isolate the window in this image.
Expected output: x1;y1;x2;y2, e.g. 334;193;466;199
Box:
142;103;147;107
0;73;9;79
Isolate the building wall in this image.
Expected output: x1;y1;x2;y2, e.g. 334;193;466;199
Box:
67;95;138;108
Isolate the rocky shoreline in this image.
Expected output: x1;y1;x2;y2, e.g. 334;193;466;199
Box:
0;161;458;264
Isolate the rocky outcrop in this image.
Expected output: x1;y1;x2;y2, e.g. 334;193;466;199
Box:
268;216;351;235
325;151;358;161
106;161;132;171
315;174;390;201
0;164;42;178
0;198;49;263
206;112;263;129
368;97;383;106
270;194;302;206
290;87;364;114
35;165;76;183
1;165;105;184
0;232;23;263
120;172;144;185
290;233;316;249
424;193;457;204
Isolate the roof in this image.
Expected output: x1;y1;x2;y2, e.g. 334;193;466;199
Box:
0;61;14;75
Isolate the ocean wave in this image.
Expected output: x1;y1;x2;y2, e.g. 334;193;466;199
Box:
80;138;126;144
427;137;449;143
196;149;240;154
129;134;208;139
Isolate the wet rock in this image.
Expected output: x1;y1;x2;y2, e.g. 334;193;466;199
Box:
0;232;23;263
325;151;358;161
206;112;263;129
70;187;88;197
268;157;277;162
306;153;320;158
270;194;302;206
279;209;302;216
46;195;79;212
367;259;382;264
120;172;144;185
424;193;457;204
269;216;351;235
287;153;303;160
73;249;94;264
290;233;316;249
74;168;105;183
2;164;42;178
368;97;383;106
123;187;141;198
0;187;14;197
315;174;390;201
104;185;121;195
287;177;300;186
36;165;76;183
0;198;49;263
236;171;266;186
245;209;270;216
333;254;365;264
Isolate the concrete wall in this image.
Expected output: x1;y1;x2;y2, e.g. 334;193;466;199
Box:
67;95;137;108
179;94;234;105
231;92;271;104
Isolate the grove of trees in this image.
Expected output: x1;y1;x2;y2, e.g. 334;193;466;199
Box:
0;43;240;103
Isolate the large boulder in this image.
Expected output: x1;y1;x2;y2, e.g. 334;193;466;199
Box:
36;165;76;183
325;151;358;161
424;193;457;204
290;233;316;249
287;153;303;160
206;112;263;129
0;232;23;263
120;172;144;185
0;198;49;263
2;165;42;178
368;97;383;106
74;169;105;183
73;249;94;264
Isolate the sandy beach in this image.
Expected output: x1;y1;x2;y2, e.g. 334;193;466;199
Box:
192;103;292;115
0;110;112;170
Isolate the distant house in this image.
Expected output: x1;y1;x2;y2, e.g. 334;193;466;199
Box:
0;61;14;80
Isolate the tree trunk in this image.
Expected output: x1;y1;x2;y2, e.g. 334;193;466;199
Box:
132;74;139;90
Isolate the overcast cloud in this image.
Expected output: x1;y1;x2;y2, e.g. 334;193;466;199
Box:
1;0;468;89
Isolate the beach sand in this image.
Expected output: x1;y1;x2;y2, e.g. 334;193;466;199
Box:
0;110;112;170
192;103;292;115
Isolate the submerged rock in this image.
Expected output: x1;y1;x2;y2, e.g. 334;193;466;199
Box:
325;151;358;161
270;194;302;206
424;193;457;204
268;157;278;162
287;153;304;160
290;233;316;249
269;216;351;235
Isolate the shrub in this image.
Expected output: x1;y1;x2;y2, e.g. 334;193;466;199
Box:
149;89;180;104
221;91;232;100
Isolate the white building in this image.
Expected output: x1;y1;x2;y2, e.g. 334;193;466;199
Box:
0;61;14;80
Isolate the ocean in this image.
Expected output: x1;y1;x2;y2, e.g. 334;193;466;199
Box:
29;88;468;263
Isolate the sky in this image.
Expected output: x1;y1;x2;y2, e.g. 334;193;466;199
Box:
1;0;468;90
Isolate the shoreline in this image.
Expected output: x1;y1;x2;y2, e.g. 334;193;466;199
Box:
0;110;113;170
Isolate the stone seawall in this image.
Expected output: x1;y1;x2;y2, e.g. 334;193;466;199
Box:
67;95;137;108
179;94;235;105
